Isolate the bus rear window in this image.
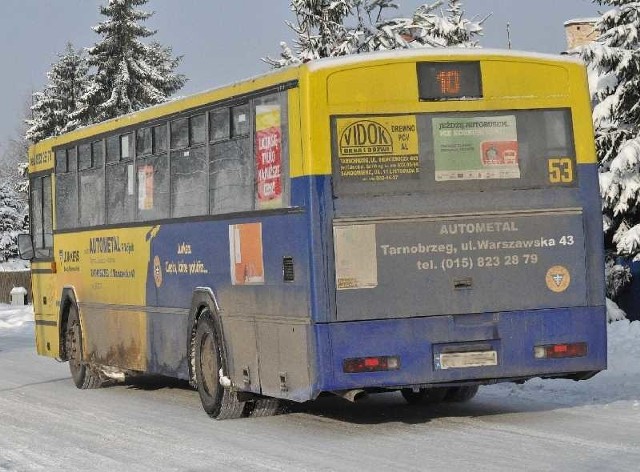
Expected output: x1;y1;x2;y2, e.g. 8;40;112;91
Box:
332;109;576;196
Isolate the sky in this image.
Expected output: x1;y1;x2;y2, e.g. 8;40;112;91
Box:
0;0;601;146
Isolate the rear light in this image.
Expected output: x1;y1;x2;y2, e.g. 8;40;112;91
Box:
343;356;400;373
534;342;587;359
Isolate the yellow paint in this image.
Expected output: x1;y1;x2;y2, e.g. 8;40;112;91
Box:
256;106;280;130
288;87;304;178
28;50;597;364
52;226;155;367
336;115;419;157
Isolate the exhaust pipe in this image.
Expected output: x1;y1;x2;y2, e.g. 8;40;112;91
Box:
333;389;367;402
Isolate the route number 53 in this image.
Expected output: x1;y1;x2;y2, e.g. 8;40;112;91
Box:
548;157;573;183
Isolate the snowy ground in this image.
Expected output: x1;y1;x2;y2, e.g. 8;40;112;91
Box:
2;304;638;408
1;305;639;471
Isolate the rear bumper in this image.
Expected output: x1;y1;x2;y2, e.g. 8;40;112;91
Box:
313;306;607;393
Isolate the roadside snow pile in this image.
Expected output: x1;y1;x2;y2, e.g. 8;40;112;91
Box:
0;304;33;335
491;319;640;406
0;259;29;271
0;305;638;408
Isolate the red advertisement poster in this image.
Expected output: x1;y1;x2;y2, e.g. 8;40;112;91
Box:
255;105;282;208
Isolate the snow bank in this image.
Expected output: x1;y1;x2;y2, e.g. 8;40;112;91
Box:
490;319;640;406
0;305;638;408
0;304;33;335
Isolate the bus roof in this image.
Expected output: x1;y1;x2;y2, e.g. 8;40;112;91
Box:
29;47;585;154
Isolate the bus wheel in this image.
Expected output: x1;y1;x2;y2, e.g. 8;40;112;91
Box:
194;310;245;419
401;387;449;405
444;385;479;403
66;305;102;389
245;398;281;418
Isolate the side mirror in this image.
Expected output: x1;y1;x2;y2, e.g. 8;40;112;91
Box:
17;234;34;260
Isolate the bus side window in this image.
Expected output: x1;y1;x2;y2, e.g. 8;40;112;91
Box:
79;139;105;227
232;104;249;137
190;114;206;145
153;124;167;154
137;127;153;157
171;115;208;218
253;92;289;210
170;118;189;150
31;175;53;258
78;143;91;170
55;149;67;173
56;147;79;229
79;166;105;227
106;135;120;163
210;104;253;214
209;108;230;142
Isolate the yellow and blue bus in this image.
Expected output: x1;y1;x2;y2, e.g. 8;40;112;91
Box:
21;49;606;418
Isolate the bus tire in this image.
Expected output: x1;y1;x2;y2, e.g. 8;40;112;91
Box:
401;387;448;405
66;304;102;389
194;310;245;420
444;385;479;403
246;398;281;418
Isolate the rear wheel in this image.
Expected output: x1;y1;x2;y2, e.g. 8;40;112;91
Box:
444;385;479;403
66;305;102;389
194;310;245;419
246;398;281;418
401;387;449;405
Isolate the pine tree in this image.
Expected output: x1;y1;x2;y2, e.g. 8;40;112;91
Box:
581;1;640;258
77;0;186;124
0;182;28;262
422;0;487;47
265;0;486;68
25;43;89;143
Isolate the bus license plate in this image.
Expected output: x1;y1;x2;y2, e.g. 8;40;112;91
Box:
438;350;498;369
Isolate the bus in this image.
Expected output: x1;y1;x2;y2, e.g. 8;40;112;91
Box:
20;49;607;419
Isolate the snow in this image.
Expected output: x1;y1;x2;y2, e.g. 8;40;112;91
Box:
488;318;640;407
0;303;33;333
1;304;640;470
563;18;599;27
1;304;638;406
306;47;584;72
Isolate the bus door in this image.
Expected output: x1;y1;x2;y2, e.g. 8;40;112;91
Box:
30;174;57;356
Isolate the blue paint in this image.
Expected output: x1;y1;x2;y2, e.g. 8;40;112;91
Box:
314;306;606;393
140;164;607;399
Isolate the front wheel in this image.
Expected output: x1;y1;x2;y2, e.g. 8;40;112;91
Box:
194;310;245;419
66;305;102;389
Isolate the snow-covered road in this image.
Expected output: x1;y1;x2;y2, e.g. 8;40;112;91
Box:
1;305;639;471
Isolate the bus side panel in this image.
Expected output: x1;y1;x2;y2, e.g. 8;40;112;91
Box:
314;306;606;392
143;212;313;394
31;262;58;357
579;164;606;307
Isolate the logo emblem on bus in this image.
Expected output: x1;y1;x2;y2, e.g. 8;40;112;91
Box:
153;255;163;288
339;120;393;156
545;265;570;293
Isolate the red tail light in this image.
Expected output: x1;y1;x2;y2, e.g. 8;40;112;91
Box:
343;356;400;373
534;342;587;359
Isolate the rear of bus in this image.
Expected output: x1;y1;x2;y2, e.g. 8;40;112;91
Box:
308;51;606;395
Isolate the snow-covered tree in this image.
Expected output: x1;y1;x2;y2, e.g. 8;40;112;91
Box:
4;100;31;196
0;182;28;262
581;1;640;258
265;0;487;68
417;0;486;47
25;43;90;143
76;0;186;124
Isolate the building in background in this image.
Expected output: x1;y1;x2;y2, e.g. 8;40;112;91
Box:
564;18;598;49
